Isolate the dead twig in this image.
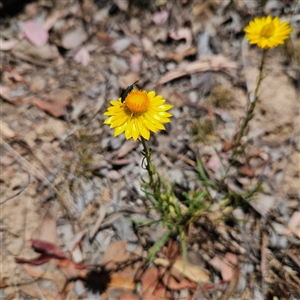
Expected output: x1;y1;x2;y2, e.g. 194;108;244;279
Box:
0;171;31;205
153;147;196;167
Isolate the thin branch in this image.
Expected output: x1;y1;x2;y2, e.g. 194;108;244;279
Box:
0;171;31;205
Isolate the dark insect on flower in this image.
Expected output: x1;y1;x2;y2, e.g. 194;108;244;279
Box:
121;79;141;103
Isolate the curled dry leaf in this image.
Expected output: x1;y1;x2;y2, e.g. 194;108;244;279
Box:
15;239;66;265
15;254;53;265
169;27;193;53
31;239;66;259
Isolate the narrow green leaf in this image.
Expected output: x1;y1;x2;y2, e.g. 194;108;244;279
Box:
148;230;171;263
197;158;207;180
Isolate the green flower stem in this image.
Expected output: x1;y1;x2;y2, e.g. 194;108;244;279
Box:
230;49;267;163
140;137;160;199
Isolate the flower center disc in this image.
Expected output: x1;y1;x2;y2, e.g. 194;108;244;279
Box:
261;22;275;38
125;90;150;114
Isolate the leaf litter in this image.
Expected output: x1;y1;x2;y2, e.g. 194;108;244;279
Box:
1;0;300;299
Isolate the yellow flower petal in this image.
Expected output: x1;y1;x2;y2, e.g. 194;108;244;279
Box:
244;15;292;49
103;89;173;141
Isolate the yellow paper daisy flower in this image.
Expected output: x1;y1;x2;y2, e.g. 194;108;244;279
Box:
104;90;173;141
244;15;292;49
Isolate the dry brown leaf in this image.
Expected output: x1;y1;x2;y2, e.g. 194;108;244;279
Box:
31;88;72;117
112;38;131;53
31;98;67;117
161;271;197;290
130;53;142;72
223;140;234;152
119;73;141;90
158;55;238;85
238;165;255;177
206;154;222;172
43;9;70;31
109;273;136;290
49;88;72;103
111;158;137;166
158;46;197;63
38;212;57;243
0;120;16;139
0;37;21;51
89;205;107;240
139;266;160;297
116;0;129;11
141;37;155;57
164;239;179;260
22;20;49;47
283;211;300;238
101;240;142;291
56;257;88;280
22;265;65;291
209;253;238;281
97;30;115;44
117;140;138;158
12;39;59;61
173;259;210;283
102;240;134;268
61;25;88;49
0;279;8;288
119;292;141;300
169;27;193;53
74;46;90;66
20;283;57;299
152;10;169;25
0;85;13;102
154;258;210;283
